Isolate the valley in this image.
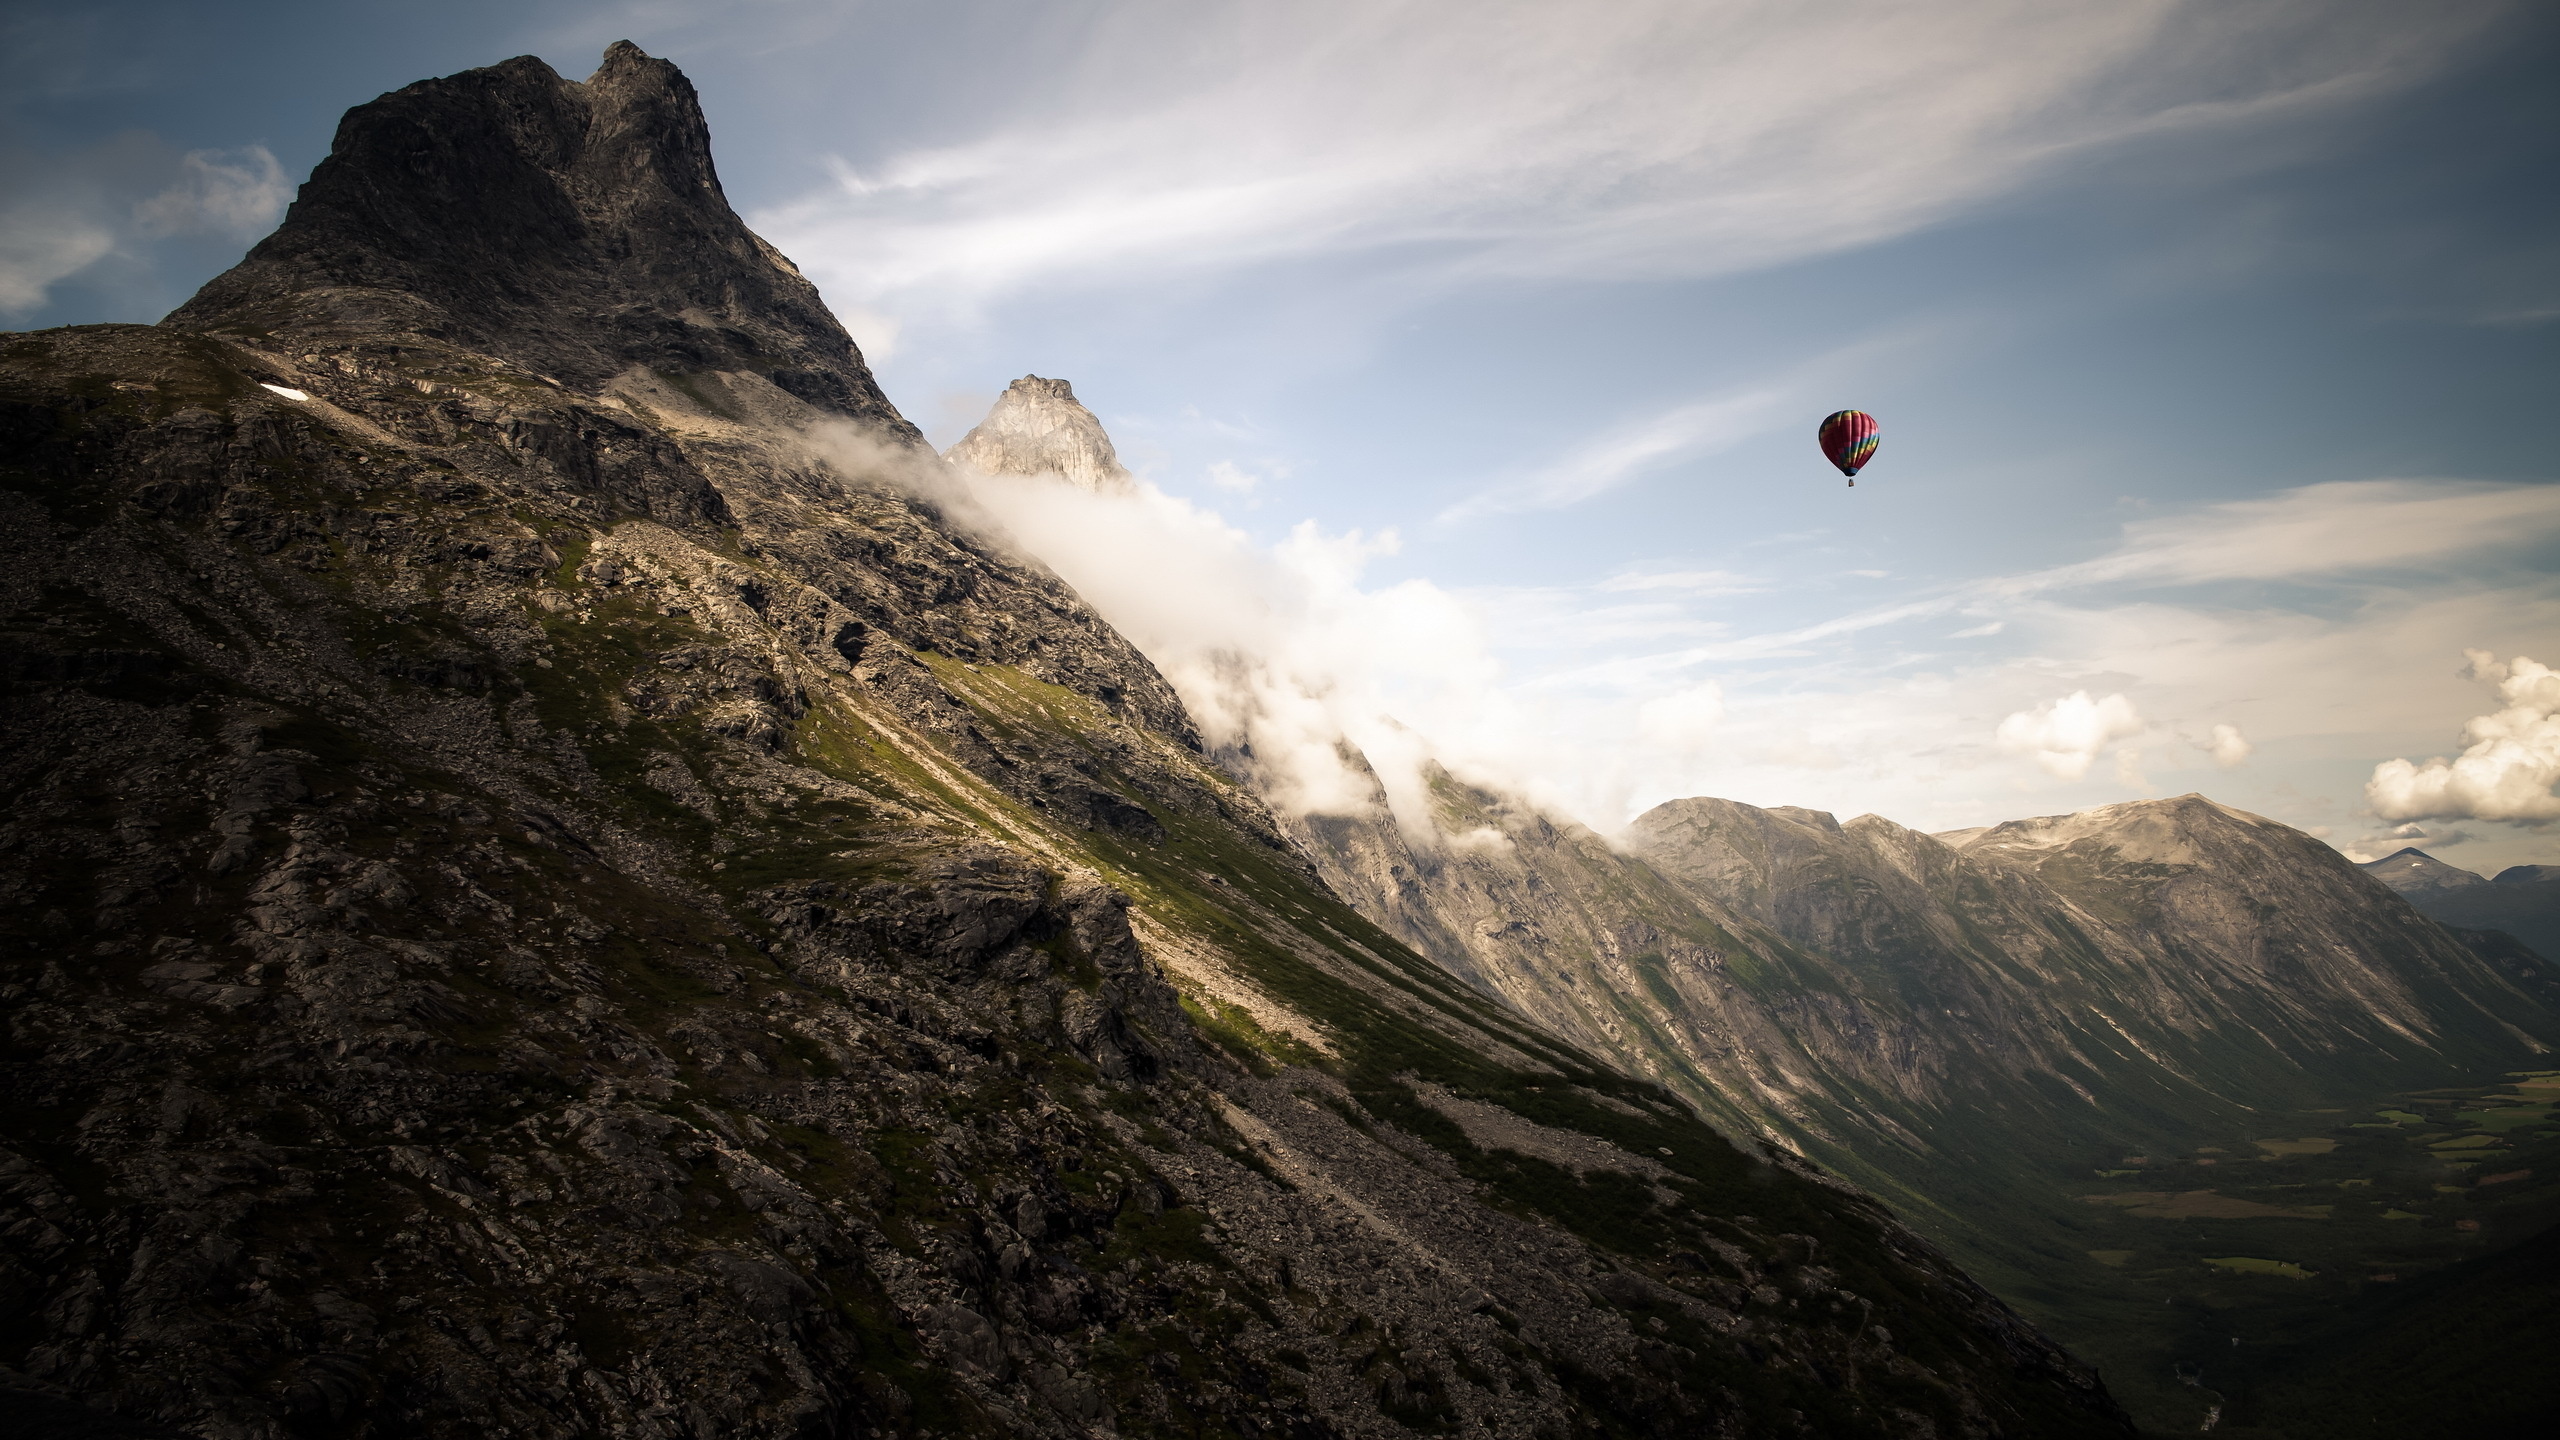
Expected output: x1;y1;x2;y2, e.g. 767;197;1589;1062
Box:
960;357;2560;1439
2;32;2552;1440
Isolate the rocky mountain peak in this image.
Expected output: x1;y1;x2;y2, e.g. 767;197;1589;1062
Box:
1961;792;2276;867
945;374;1137;494
2362;846;2488;894
167;42;912;435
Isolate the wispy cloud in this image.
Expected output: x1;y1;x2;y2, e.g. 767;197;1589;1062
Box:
1439;388;1788;521
0;133;285;317
752;0;2499;319
1632;477;2560;668
1991;478;2560;594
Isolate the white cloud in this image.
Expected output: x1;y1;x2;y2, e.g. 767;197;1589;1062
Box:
0;135;285;317
937;458;1502;837
753;0;2494;319
2207;722;2253;768
0;204;112;313
132;146;287;238
2367;652;2560;824
1994;479;2560;594
1205;460;1263;494
1997;691;2147;779
2114;746;2151;790
1636;684;1727;755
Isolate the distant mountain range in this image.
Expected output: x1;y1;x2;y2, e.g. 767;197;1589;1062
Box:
2360;846;2560;962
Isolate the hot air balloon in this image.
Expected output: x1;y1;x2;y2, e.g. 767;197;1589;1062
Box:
1818;410;1879;485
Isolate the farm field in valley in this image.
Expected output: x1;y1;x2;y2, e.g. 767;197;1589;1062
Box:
2039;1069;2560;1433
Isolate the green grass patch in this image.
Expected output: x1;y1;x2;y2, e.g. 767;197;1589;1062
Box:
2204;1256;2315;1280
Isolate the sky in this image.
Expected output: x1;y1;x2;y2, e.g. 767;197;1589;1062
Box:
6;0;2557;870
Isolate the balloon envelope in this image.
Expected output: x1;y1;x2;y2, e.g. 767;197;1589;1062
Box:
1818;410;1880;477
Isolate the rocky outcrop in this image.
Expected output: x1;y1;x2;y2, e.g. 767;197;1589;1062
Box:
0;44;2130;1440
169;42;913;435
945;376;1136;495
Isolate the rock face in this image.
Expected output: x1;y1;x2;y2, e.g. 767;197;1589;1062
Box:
945;377;1137;495
2363;850;2560;962
170;42;910;434
0;45;2130;1440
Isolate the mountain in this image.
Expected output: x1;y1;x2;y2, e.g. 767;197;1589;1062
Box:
2361;850;2560;962
942;368;2560;1422
1233;757;2560;1427
0;45;2130;1440
2357;847;2486;896
944;376;1136;495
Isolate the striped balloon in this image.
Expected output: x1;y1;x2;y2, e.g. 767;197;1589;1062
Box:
1818;410;1880;484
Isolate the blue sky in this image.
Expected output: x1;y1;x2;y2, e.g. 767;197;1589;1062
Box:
7;0;2557;867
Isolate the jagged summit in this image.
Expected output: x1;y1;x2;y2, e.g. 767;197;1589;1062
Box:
945;375;1137;494
2361;846;2488;894
168;42;913;436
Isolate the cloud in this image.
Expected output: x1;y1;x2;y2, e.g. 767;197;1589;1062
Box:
132;146;286;238
2367;651;2560;823
0;203;113;313
1205;460;1263;494
1597;569;1761;596
752;0;2495;319
1636;684;1727;755
2206;722;2253;768
0;133;285;318
943;460;1500;837
1643;478;2560;669
1993;479;2560;595
1440;387;1787;521
1997;691;2147;780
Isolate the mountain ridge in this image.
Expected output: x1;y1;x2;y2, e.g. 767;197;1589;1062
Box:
2361;848;2560;962
0;44;2129;1440
944;366;2560;1430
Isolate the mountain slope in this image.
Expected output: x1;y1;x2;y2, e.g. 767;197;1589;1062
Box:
1269;770;2560;1427
0;45;2128;1440
2362;849;2560;961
